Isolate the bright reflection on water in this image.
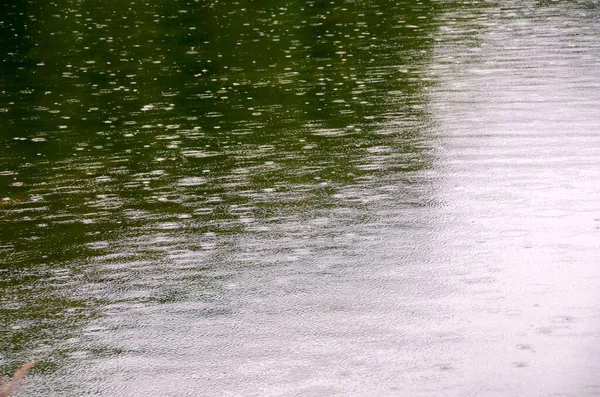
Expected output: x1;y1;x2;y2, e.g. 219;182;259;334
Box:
1;0;599;395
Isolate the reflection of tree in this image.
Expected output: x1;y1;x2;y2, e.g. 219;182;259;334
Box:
0;289;98;372
0;0;448;379
151;0;443;191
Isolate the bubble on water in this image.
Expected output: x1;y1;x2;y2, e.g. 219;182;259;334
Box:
178;177;207;186
552;315;576;324
156;222;182;230
512;362;528;368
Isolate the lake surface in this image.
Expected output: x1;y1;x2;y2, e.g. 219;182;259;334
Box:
1;0;599;395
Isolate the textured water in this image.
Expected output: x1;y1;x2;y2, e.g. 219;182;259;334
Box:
1;0;599;396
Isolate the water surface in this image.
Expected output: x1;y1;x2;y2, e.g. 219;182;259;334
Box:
1;0;599;395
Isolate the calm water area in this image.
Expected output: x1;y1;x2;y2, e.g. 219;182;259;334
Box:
1;0;600;395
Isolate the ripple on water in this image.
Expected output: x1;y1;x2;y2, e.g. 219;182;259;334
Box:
1;0;599;396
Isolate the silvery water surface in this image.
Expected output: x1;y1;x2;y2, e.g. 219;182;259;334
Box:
1;0;599;395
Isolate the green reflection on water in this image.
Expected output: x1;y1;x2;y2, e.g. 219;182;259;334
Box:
1;0;442;375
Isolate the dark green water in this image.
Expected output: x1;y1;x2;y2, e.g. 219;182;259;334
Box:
1;0;600;395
